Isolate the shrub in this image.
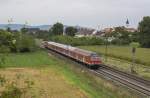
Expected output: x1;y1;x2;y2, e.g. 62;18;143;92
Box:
16;34;36;52
130;42;140;48
111;38;131;45
0;30;37;53
49;36;104;46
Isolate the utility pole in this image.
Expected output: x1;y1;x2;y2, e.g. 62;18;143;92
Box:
24;21;28;28
63;27;66;36
7;18;13;32
105;33;108;62
131;47;136;73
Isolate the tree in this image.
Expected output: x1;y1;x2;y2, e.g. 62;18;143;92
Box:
114;26;126;33
6;27;11;32
65;26;77;36
0;30;13;67
21;28;28;34
110;26;131;45
35;30;50;40
51;22;64;35
0;30;36;53
0;30;13;48
138;16;150;48
15;34;36;52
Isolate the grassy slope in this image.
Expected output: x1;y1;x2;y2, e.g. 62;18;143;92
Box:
79;45;150;66
0;68;87;98
1;50;140;98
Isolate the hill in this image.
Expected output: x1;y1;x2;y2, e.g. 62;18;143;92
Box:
0;24;52;31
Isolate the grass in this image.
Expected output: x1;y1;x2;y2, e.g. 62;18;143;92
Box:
2;51;56;68
102;57;150;79
79;45;150;79
0;50;142;98
79;45;150;66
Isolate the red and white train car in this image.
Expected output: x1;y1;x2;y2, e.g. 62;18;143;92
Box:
45;41;102;69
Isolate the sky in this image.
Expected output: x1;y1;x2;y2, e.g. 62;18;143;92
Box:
0;0;150;29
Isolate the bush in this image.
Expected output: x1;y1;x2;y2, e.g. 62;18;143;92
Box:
0;30;37;53
1;85;22;98
111;38;131;45
16;34;36;52
49;36;104;46
0;75;34;98
130;42;140;48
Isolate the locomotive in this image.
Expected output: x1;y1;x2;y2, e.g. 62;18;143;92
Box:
44;41;102;69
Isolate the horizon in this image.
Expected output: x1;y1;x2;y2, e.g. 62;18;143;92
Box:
0;23;138;30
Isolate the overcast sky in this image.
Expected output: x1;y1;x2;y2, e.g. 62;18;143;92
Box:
0;0;150;28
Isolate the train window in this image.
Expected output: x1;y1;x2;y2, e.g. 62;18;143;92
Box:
91;53;98;57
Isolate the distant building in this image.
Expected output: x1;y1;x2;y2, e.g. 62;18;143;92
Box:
75;27;104;37
125;28;137;33
101;28;114;33
75;27;95;37
102;27;137;34
75;26;137;38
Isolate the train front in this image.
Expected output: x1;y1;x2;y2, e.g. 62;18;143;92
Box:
90;53;102;69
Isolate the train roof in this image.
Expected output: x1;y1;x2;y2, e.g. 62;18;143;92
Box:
47;41;97;56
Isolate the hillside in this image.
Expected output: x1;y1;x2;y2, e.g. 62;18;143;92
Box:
0;24;52;31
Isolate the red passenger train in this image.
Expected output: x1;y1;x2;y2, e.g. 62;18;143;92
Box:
44;41;102;69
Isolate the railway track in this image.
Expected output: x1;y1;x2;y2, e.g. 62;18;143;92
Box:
46;49;150;97
93;67;150;97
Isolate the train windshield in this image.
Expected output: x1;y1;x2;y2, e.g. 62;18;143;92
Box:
91;53;99;57
91;53;100;60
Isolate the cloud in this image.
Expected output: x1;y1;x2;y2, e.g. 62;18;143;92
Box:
0;0;150;28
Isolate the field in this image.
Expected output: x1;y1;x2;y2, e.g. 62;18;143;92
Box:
79;45;150;66
0;68;86;98
79;45;150;79
0;50;141;98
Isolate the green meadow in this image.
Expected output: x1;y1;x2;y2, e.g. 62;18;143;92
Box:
0;50;141;98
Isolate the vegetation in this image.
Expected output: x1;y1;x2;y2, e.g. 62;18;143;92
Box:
79;45;150;66
34;30;50;40
138;16;150;48
51;22;64;35
0;50;140;98
107;26;137;45
20;27;28;34
65;26;78;36
0;30;36;53
0;30;13;52
102;57;150;79
15;34;36;52
50;35;104;46
0;74;34;98
108;16;150;47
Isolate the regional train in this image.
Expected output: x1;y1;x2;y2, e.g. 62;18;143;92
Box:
44;41;102;69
